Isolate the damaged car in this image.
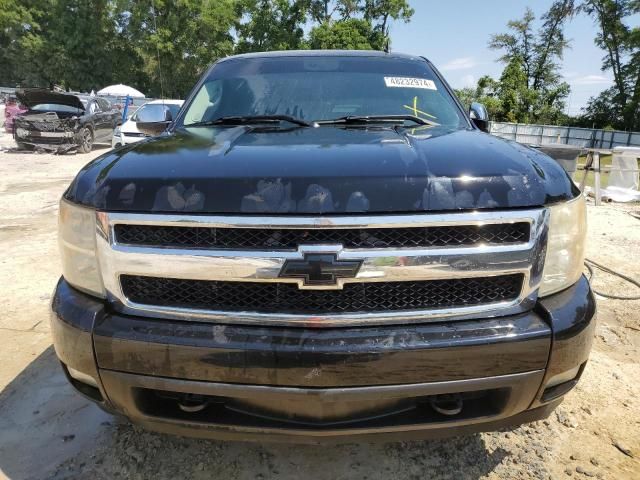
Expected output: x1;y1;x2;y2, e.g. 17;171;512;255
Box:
13;89;121;153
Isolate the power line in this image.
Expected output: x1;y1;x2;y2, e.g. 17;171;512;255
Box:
151;0;165;99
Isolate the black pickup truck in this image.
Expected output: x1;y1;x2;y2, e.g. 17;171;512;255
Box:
51;50;595;443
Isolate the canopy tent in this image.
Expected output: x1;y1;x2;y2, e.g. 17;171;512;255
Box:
96;84;145;98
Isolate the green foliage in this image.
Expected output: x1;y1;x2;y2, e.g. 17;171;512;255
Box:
307;0;413;34
489;7;537;83
0;0;48;86
361;0;414;37
498;57;531;123
482;1;574;124
2;0;637;133
469;0;637;130
454;76;502;120
236;0;308;53
306;0;412;50
123;0;237;98
0;0;413;97
580;0;640;130
43;0;118;91
453;87;475;111
309;18;380;49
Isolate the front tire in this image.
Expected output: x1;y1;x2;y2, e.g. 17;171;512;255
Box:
77;127;93;153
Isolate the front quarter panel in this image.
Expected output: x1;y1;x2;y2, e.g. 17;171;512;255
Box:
537;275;596;383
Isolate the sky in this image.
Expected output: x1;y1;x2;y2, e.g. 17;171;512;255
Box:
390;0;631;114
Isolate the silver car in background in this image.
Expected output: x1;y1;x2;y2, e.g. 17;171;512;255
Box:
112;99;183;148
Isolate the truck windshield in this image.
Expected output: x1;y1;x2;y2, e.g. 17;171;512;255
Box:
180;55;468;129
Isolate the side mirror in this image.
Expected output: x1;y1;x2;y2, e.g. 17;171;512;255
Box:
469;102;489;132
136;109;173;136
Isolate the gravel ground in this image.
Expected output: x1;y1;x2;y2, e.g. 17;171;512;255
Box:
0;132;638;480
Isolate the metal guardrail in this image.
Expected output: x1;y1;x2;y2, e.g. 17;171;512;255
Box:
489;122;640;149
489;123;640;206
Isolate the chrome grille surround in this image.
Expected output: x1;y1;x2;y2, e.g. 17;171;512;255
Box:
95;210;549;327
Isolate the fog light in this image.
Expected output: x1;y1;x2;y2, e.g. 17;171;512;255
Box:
67;366;99;388
541;364;585;402
545;365;581;389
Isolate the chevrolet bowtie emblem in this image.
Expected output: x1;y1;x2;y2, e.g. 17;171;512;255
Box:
279;253;362;287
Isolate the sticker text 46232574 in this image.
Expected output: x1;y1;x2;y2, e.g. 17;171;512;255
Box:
384;77;437;90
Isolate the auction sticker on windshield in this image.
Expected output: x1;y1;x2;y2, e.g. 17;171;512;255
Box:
384;77;437;90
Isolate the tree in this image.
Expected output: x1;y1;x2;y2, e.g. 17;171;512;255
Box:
0;0;414;96
307;0;413;51
487;2;574;123
454;87;475;111
455;76;502;120
489;8;537;86
309;0;360;23
236;0;308;53
497;57;534;123
361;0;414;38
531;0;575;91
124;0;238;98
0;0;146;91
580;0;640;130
0;0;49;86
308;18;377;49
40;0;119;91
581;86;622;128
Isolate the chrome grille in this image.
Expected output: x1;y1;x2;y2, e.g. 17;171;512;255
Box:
96;210;549;327
114;223;531;250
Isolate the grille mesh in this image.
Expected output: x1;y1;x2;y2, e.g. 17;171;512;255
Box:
114;223;530;250
120;274;523;314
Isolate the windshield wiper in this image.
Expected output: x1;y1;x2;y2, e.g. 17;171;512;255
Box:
185;115;312;128
316;115;438;127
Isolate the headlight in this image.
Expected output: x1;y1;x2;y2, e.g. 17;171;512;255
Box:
539;195;587;297
114;126;121;135
58;199;105;298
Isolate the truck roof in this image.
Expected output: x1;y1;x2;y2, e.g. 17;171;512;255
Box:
218;50;428;63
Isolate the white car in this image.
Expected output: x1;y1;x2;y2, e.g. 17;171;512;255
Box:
112;99;183;148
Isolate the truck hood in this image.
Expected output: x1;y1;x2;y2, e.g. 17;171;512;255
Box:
15;88;85;111
65;125;579;213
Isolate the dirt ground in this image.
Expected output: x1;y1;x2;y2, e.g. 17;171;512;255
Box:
0;132;638;480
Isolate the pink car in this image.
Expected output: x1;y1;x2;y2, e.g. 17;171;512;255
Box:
4;97;27;133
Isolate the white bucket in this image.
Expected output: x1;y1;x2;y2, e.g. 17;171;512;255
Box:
610;147;640;190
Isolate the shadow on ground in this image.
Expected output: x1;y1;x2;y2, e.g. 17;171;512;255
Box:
0;144;112;156
0;348;509;480
0;347;111;480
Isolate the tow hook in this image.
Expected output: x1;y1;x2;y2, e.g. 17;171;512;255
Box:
429;394;464;416
177;394;209;413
